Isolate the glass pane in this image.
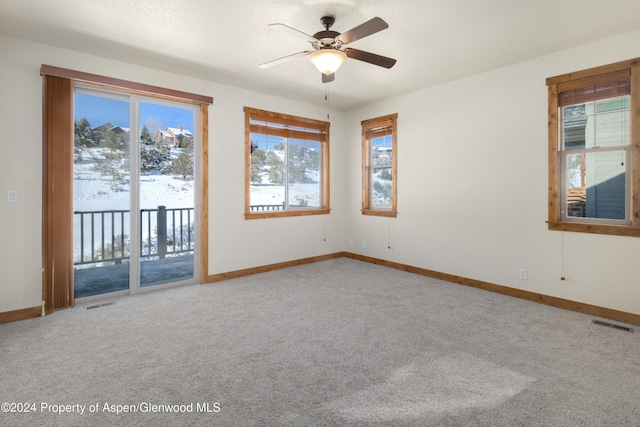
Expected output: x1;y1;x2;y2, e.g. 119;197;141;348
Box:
73;92;131;298
565;151;626;220
288;139;321;208
562;104;588;150
249;133;285;211
563;96;629;150
594;99;630;148
139;102;195;287
370;135;393;209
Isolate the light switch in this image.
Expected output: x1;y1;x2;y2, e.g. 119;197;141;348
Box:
7;191;17;203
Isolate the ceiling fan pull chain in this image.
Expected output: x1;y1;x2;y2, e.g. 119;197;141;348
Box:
325;84;330;120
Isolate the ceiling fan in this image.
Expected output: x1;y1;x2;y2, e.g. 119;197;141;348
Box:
259;16;396;83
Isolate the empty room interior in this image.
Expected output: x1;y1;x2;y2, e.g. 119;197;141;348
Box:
2;0;640;425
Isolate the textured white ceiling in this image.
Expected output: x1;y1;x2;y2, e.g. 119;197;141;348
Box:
2;0;640;109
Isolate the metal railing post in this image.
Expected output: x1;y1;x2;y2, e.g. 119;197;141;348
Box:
157;205;167;259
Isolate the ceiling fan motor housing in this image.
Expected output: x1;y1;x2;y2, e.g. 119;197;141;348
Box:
313;16;341;47
312;30;341;47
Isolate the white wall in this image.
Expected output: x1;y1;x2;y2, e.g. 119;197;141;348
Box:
344;29;640;316
0;34;346;313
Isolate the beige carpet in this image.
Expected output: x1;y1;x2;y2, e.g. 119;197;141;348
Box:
1;258;639;426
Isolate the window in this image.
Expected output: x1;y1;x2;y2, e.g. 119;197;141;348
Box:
244;107;330;219
546;58;640;236
362;114;397;217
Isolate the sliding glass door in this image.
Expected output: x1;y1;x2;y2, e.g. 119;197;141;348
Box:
73;88;198;299
138;101;196;288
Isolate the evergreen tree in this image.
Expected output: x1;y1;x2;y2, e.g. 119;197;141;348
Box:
373;180;392;203
74;117;94;147
141;146;171;173
173;149;193;179
306;149;320;170
287;143;306;183
379;168;392;181
269;165;284;185
267;151;284;184
251;148;266;165
250;148;266;184
100;130;122;152
140;125;152;145
289;164;306;183
250;165;263;184
180;136;193;150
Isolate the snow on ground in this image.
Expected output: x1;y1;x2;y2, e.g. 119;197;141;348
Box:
249;170;321;207
74;147;195;264
74;148;194;212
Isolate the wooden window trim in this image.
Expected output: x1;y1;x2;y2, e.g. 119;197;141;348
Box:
41;66;212;312
244;107;330;219
546;58;640;237
362;113;398;218
41;65;212;105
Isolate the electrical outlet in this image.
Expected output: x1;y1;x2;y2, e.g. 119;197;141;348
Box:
349;240;354;247
223;255;229;264
519;268;528;280
362;241;367;249
7;191;17;203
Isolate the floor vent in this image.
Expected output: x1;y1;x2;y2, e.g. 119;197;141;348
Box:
86;301;116;310
592;319;634;333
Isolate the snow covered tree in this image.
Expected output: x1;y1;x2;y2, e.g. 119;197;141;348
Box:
99;130;124;152
140;125;152;145
250;148;266;184
378;168;392;181
173;149;193;179
289;163;306;183
251;148;266;165
373;180;392;202
140;145;171;173
94;155;126;186
180;136;193;150
306;149;320;169
74;117;94;147
267;151;284;184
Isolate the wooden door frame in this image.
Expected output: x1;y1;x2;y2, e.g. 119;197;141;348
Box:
41;65;212;313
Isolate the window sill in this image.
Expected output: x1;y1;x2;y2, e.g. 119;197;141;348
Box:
362;209;397;218
547;220;640;237
245;208;330;219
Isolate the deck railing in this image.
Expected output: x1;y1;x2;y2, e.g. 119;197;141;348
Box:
74;206;194;266
249;203;285;212
140;206;194;259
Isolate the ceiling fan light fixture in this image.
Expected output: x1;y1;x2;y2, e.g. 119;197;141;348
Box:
309;48;346;75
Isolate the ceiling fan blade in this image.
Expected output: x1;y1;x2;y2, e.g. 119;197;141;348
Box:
345;48;396;69
259;51;311;69
322;73;335;83
336;17;388;45
268;23;317;43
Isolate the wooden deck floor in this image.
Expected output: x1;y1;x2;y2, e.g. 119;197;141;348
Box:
74;253;194;299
